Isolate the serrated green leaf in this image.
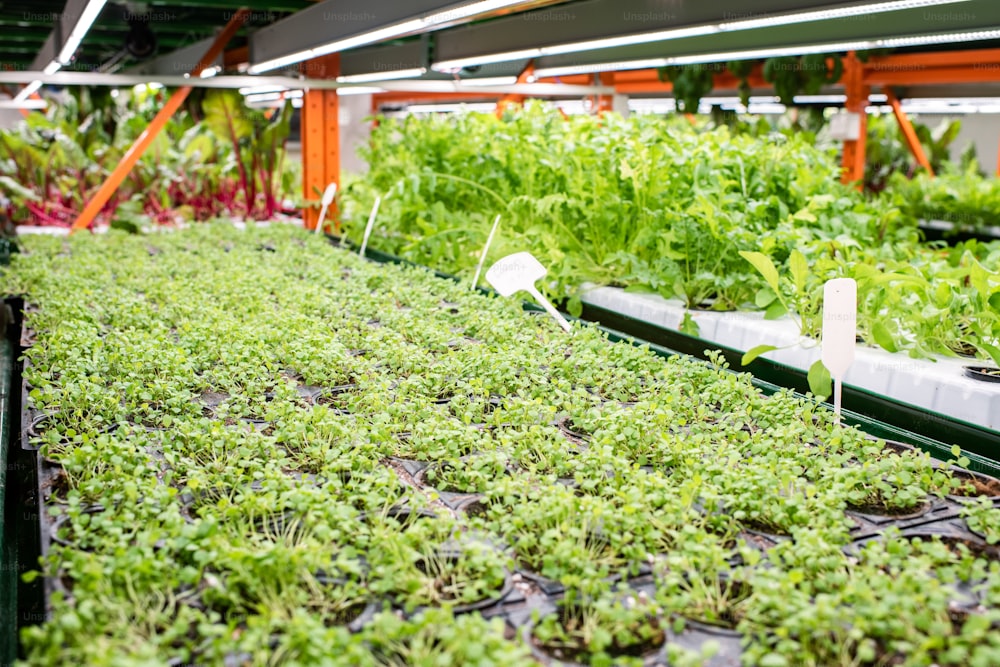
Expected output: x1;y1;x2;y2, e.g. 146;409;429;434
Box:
679;312;700;337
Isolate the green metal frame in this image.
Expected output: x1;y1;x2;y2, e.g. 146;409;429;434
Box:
0;330;14;665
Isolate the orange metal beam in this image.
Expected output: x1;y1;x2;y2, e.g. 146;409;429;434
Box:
840;52;869;188
534;74;591;86
866;66;1000;86
884;88;934;177
224;45;248;69
864;48;1000;72
70;10;250;232
300;53;340;233
496;61;534;117
606;67;771;96
372;91;499;104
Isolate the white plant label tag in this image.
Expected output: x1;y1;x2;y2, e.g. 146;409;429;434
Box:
486;252;571;333
358;196;381;258
471;214;502;290
822;278;857;418
315;182;337;235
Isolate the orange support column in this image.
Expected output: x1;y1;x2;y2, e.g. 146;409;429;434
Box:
884;89;934;176
301;54;340;233
70;9;250;232
840;52;869;188
496;62;534;117
596;72;615;115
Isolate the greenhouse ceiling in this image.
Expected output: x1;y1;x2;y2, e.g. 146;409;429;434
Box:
1;0;998;82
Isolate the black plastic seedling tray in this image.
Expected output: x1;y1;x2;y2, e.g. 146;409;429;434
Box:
7;237;1000;666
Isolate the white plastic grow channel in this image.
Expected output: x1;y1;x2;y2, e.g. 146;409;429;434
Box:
580;285;1000;432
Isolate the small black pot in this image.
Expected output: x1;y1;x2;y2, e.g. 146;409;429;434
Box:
668;617;744;667
522;605;667;666
947;469;1000;501
49;505;107;551
964;366;1000;383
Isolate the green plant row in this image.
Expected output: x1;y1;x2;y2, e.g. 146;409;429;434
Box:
4;224;1000;666
885;163;1000;234
338;103;1000;368
0;88;296;229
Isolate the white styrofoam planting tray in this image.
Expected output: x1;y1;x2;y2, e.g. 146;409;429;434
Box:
922;219;1000;239
581;285;1000;433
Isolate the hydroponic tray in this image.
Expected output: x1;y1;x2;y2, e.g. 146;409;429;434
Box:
579;285;1000;435
921;219;1000;243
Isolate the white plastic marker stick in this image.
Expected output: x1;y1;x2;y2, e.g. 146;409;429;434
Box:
358;196;382;258
471;214;502;290
315;182;338;235
821;278;858;420
485;252;572;333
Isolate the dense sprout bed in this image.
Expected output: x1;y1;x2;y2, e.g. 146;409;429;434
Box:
4;225;1000;666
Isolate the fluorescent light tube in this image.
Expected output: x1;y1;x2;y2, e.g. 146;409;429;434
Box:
337;86;387;96
57;0;109;64
460;76;519;86
336;68;427;84
433;48;544;72
239;85;290;95
14;80;43;101
249;0;539;74
534;59;670;78
716;0;969;32
433;0;971;71
406;102;497;113
533;27;1000;79
245;90;304;103
42;61;61;75
0;98;47;110
538;25;719;58
199;66;221;79
876;28;1000;47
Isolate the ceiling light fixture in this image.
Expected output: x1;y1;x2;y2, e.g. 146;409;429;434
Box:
0;98;48;110
57;0;110;64
405;102;498;113
248;0;541;74
459;75;519;86
433;0;971;71
337;86;388;96
532;27;1000;79
336;67;427;84
239;84;289;95
13;80;43;102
